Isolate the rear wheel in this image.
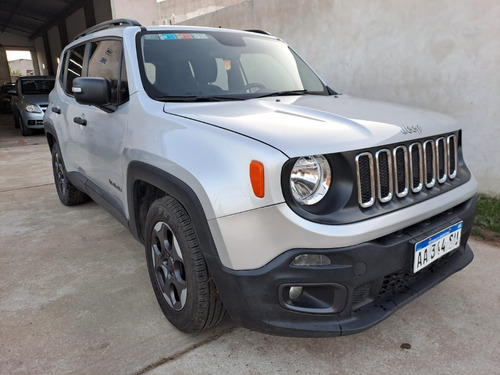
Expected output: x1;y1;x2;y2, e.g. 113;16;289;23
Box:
51;142;89;205
145;196;225;333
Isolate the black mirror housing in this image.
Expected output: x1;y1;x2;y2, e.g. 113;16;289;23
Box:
73;77;111;106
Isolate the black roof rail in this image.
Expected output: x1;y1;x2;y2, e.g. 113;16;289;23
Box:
244;29;272;36
73;18;141;41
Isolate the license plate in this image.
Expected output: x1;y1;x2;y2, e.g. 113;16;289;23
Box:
413;222;462;273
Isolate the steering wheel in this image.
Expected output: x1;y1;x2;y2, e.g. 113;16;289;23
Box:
243;83;266;93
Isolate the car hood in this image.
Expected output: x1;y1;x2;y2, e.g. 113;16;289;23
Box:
20;94;49;105
163;94;458;157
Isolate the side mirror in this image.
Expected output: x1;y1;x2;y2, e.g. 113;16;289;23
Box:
72;77;111;108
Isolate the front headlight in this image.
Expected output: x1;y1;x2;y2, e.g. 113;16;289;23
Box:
22;101;41;113
290;155;331;205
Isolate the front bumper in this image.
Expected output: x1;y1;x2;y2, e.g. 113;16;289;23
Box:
20;111;45;129
206;195;476;337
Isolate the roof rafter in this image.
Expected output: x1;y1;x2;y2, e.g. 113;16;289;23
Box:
29;0;86;40
0;0;24;33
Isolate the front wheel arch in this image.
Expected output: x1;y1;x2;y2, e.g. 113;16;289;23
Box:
126;162;216;255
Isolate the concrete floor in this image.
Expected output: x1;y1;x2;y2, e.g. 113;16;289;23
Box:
0;113;499;375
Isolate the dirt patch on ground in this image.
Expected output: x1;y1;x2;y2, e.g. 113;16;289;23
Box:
472;226;500;247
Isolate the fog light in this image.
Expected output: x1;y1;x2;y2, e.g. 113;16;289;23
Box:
291;254;331;266
289;286;303;300
279;283;347;314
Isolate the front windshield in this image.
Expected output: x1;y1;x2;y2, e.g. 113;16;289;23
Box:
137;30;328;101
20;79;55;95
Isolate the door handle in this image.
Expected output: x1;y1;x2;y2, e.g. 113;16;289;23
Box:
51;107;61;114
73;117;87;126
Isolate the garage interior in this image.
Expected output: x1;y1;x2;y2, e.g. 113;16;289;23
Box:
0;0;113;82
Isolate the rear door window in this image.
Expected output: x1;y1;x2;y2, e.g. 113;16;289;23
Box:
63;44;86;95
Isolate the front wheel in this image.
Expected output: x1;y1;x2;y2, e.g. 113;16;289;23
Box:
145;196;225;333
13;112;20;129
18;113;32;136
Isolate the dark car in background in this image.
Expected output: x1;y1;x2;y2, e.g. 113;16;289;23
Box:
0;83;15;113
11;76;55;136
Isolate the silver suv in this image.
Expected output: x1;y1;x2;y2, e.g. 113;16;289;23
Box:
44;19;477;337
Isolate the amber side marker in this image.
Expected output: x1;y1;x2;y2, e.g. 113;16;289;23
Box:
250;161;265;198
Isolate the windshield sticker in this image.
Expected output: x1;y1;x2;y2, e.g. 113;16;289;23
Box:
155;33;209;40
175;33;193;39
191;33;209;39
159;34;176;40
99;56;108;65
224;60;232;71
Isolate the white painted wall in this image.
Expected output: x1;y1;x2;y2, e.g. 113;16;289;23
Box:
181;0;500;197
111;0;159;25
158;0;244;25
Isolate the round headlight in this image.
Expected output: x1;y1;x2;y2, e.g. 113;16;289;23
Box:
290;155;331;205
23;102;41;113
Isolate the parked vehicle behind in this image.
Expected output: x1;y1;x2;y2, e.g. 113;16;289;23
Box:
11;76;55;135
44;19;477;337
0;83;15;113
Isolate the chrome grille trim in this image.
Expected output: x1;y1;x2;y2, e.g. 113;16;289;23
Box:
355;133;459;208
447;135;457;179
393;146;409;198
409;143;423;193
423;140;436;188
355;152;375;208
375;149;393;203
436;137;447;184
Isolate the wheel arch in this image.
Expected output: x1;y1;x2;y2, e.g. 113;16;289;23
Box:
127;161;219;257
44;121;58;151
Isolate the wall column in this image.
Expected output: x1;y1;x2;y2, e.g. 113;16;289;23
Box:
42;33;54;76
84;0;96;28
0;47;12;82
58;21;69;49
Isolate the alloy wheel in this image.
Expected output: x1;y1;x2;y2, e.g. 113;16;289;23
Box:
151;221;187;311
53;150;68;196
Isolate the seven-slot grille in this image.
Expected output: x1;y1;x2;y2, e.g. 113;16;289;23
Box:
355;134;458;208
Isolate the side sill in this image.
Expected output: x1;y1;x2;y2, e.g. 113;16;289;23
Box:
86;179;128;228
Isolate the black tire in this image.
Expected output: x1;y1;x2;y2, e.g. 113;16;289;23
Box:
13;112;20;129
51;142;89;206
19;114;32;136
145;196;225;333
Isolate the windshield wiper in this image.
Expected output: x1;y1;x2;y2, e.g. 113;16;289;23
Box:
255;89;309;98
154;95;245;102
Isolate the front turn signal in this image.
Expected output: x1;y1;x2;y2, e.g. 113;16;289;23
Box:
250;161;265;198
